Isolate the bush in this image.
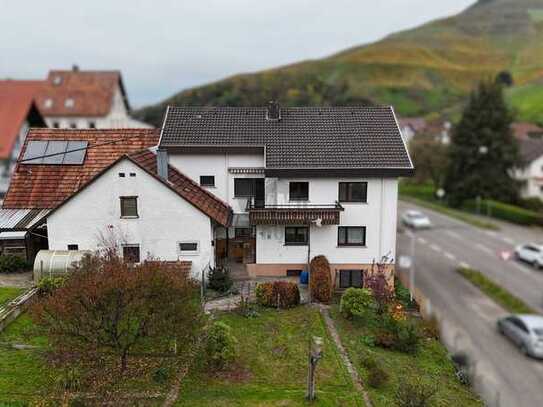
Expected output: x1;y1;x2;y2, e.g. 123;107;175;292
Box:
36;276;65;296
205;321;238;370
256;281;300;308
395;377;437;407
207;266;233;293
152;366;170;384
420;316;440;340
367;364;389;389
309;255;332;303
463;199;543;226
518;197;543;213
0;255;29;273
375;316;420;354
340;288;374;319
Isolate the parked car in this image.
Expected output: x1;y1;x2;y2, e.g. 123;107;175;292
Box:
497;314;543;358
514;244;543;269
402;210;432;229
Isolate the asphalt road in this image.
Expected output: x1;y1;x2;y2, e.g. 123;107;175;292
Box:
396;201;543;407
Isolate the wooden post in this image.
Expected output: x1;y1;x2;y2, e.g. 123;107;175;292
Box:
306;336;323;401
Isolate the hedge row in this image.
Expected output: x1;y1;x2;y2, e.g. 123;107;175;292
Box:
463;199;543;226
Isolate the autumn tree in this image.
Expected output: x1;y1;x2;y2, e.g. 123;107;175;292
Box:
409;133;449;188
32;254;205;373
444;80;521;206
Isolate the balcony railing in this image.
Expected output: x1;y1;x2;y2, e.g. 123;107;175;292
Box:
247;198;344;225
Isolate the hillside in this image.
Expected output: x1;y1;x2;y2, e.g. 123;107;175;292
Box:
136;0;543;126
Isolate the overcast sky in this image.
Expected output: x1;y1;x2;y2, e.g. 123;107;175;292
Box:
0;0;475;108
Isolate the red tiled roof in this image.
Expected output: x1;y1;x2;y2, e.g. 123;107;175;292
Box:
0;81;46;159
3;128;159;209
127;150;232;226
512;122;543;140
35;70;127;117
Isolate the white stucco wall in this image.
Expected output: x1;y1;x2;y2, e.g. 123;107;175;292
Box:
256;178;398;265
44;86;153;129
46;159;213;278
516;156;543;199
168;152;265;213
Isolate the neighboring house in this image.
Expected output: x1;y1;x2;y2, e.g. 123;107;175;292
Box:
157;103;414;287
0;129;160;262
514;138;543;200
0;81;47;198
512;122;543;141
398;117;427;145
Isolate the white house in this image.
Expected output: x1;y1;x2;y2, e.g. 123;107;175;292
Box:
515;138;543;200
157;103;414;287
32;67;151;130
2;103;414;287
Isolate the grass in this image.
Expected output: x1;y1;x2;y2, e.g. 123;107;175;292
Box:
329;305;482;407
175;306;363;406
0;287;24;308
456;267;536;314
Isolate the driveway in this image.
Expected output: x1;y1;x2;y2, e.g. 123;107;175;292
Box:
397;201;543;407
0;272;33;288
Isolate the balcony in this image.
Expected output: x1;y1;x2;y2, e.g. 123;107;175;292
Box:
247;199;344;225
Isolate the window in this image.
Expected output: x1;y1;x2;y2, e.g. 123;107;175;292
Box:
129;173;136;177
120;196;138;218
52;75;62;85
65;98;75;108
339;182;367;203
88;121;96;129
200;175;215;187
70;123;77;129
53;122;60;128
338;227;366;246
289;182;309;201
235;228;252;239
119;172;126;177
122;245;140;263
339;270;363;288
285;226;309;245
67;244;79;251
179;241;199;254
234;178;256;197
21;140;88;165
43;98;53;109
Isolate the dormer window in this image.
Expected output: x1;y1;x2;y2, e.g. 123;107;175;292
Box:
65;98;75;108
52;76;62;85
43;98;53;109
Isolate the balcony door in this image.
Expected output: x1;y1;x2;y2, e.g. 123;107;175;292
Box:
254;178;265;208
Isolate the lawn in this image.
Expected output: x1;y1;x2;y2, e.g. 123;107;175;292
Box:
0;287;24;308
175;306;363;407
328;306;482;407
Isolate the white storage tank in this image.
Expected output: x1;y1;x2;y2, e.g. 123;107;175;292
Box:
33;250;92;283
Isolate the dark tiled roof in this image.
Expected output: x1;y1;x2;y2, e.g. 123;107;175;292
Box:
3;128;159;209
519;138;543;164
127;150;232;226
159;106;413;174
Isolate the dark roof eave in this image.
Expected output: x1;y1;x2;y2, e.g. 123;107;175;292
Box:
264;167;415;178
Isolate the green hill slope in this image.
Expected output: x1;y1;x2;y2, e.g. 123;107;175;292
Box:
136;0;543;126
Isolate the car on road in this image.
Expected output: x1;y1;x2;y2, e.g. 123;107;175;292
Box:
497;314;543;358
401;210;432;229
514;244;543;269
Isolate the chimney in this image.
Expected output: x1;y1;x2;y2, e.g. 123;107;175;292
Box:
72;64;79;72
157;149;169;180
266;101;281;121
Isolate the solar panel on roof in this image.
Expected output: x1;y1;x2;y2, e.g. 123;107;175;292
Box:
22;140;48;163
21;140;88;165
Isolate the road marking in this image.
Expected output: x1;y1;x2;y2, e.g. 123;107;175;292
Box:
430;244;442;253
445;230;461;240
444;252;456;261
459;262;471;269
417;237;427;245
475;243;493;255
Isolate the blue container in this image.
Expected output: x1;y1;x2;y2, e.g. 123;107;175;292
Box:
300;271;309;285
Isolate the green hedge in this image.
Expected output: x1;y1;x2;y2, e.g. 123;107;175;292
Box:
463;199;543;226
398;183;437;202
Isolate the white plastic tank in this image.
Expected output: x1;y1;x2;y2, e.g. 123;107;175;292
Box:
33;250;92;283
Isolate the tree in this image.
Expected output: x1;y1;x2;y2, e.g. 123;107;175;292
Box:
32;254;205;373
444;80;520;206
409;133;449;188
